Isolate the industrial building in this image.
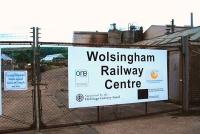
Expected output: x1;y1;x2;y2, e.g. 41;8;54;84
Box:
73;23;143;44
134;26;200;106
144;25;191;40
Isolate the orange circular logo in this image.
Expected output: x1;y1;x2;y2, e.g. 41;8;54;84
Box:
151;71;159;80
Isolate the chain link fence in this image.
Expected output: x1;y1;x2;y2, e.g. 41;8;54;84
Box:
0;46;34;133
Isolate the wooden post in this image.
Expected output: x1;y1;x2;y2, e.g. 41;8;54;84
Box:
181;36;190;112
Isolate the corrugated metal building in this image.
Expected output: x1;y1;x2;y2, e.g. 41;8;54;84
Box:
144;25;191;40
134;26;200;105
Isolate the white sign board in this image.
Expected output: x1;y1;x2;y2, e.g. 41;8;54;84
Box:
68;47;168;108
4;71;28;91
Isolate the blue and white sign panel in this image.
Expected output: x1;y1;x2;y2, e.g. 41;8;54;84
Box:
4;71;28;91
68;46;168;108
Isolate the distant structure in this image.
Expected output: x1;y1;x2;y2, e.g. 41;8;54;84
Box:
134;26;200;105
107;23;143;44
73;31;108;44
144;18;195;40
41;54;65;63
0;33;30;41
144;25;191;40
1;53;15;70
108;23;122;44
73;18;193;44
73;23;143;44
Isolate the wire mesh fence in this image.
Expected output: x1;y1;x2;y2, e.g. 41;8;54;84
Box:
0;46;34;132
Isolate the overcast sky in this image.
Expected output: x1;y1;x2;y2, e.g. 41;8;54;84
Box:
0;0;200;42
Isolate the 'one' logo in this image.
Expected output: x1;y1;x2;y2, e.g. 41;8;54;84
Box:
75;70;89;87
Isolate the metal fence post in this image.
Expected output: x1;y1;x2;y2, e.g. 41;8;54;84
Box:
145;102;148;115
97;106;101;122
32;27;42;130
181;36;190;112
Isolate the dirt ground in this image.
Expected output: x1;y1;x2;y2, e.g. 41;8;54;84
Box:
92;113;200;134
8;112;200;134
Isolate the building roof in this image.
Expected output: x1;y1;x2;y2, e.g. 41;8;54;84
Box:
41;54;65;61
1;54;13;61
135;26;200;46
144;25;191;40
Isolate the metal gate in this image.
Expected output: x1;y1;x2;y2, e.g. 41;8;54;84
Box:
0;27;41;133
0;44;34;133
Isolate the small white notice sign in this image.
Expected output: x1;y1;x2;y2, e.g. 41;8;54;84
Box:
4;71;28;91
